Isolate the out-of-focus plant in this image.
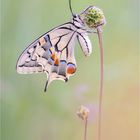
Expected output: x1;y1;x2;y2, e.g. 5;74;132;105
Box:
77;105;90;140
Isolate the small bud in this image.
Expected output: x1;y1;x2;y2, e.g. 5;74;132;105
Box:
77;105;90;120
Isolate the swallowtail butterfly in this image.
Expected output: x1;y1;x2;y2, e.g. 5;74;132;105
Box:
16;0;106;92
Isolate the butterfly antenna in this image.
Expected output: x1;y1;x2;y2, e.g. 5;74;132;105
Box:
69;0;74;16
97;26;104;140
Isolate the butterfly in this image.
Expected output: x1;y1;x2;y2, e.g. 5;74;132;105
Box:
16;1;106;92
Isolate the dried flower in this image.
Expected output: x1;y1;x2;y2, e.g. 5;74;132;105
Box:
77;105;90;120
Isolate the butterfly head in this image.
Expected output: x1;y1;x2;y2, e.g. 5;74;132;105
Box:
80;6;106;29
72;14;85;28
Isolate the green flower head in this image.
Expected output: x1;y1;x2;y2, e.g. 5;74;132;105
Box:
80;6;106;29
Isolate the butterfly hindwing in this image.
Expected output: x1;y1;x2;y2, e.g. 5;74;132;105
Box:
16;23;77;89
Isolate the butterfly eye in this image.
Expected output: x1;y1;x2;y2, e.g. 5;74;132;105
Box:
67;63;76;75
73;14;77;18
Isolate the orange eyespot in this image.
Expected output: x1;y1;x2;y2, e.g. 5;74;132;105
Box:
67;63;76;74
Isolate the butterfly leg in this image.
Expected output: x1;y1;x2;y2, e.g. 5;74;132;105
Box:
86;30;97;34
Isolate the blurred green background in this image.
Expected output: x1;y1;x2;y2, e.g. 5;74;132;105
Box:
1;0;139;140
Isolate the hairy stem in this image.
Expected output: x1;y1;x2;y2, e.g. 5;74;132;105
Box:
97;27;104;140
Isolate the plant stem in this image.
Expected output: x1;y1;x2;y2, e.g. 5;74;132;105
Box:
97;27;104;140
84;118;88;140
